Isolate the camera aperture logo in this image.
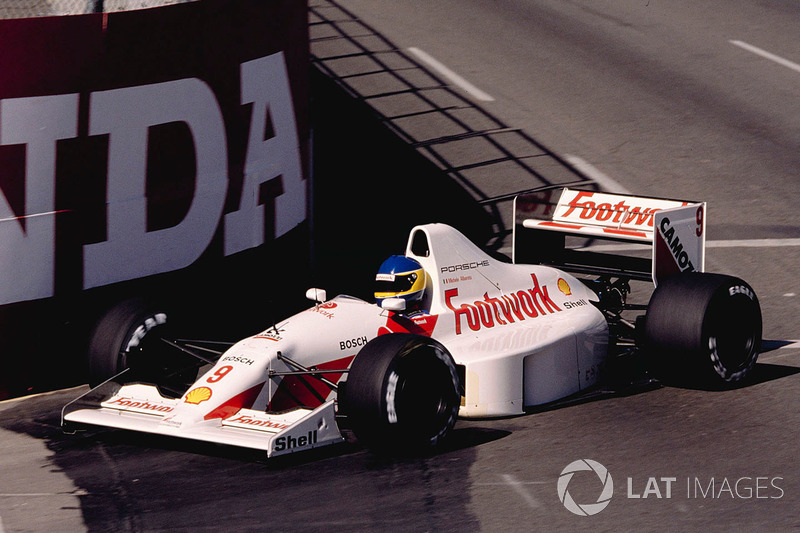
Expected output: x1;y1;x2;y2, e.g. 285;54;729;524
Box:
558;459;614;516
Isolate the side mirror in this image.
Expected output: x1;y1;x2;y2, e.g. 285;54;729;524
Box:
380;297;407;312
306;288;327;303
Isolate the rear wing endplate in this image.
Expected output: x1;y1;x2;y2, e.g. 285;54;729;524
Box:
512;188;706;286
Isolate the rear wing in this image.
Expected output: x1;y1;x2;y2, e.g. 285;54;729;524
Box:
512;188;706;286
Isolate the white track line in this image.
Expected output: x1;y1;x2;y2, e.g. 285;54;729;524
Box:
760;341;800;361
499;474;542;509
707;238;800;248
730;40;800;74
564;155;630;194
564;156;800;249
407;47;495;102
765;340;800;350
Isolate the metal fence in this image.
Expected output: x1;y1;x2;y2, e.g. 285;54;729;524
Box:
0;0;195;18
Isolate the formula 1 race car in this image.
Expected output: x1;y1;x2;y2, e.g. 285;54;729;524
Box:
62;188;762;457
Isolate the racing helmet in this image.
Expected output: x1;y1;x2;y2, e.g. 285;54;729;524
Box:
374;255;426;306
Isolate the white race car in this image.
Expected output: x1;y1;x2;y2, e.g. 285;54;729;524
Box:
63;189;762;457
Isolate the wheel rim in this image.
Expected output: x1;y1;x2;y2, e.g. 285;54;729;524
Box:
393;346;458;441
708;293;760;378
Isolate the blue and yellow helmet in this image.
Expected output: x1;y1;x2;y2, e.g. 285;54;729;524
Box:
375;255;426;305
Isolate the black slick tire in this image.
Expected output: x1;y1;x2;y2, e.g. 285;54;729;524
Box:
87;298;170;387
644;272;761;386
344;333;461;453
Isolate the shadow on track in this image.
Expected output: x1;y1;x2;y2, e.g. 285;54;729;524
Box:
1;387;513;531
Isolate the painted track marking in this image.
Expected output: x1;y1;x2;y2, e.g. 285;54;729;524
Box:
730;40;800;74
476;474;544;509
761;340;800;361
563;156;800;249
564;155;630;194
407;47;495;102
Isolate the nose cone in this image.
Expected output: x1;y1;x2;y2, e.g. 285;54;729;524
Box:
159;337;278;427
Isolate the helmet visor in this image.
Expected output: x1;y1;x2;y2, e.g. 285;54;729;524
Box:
375;271;420;297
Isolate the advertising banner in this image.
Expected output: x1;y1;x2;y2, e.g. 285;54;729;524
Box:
0;0;309;305
0;0;309;396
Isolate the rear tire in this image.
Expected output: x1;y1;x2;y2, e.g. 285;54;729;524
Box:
644;273;761;386
344;333;461;452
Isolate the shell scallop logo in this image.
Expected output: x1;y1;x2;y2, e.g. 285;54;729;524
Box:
557;278;572;296
184;387;213;405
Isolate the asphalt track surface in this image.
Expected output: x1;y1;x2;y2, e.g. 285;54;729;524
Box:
3;2;800;531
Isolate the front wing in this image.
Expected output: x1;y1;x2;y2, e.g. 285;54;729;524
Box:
62;379;343;457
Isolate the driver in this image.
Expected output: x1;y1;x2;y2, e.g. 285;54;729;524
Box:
374;255;427;313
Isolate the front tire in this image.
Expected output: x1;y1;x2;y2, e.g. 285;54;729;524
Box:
87;298;194;395
344;334;461;452
644;273;761;386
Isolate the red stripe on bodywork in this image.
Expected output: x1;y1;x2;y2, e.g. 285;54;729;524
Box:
602;228;648;238
538;221;585;230
204;382;265;421
379;313;438;337
268;355;355;411
653;228;682;284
